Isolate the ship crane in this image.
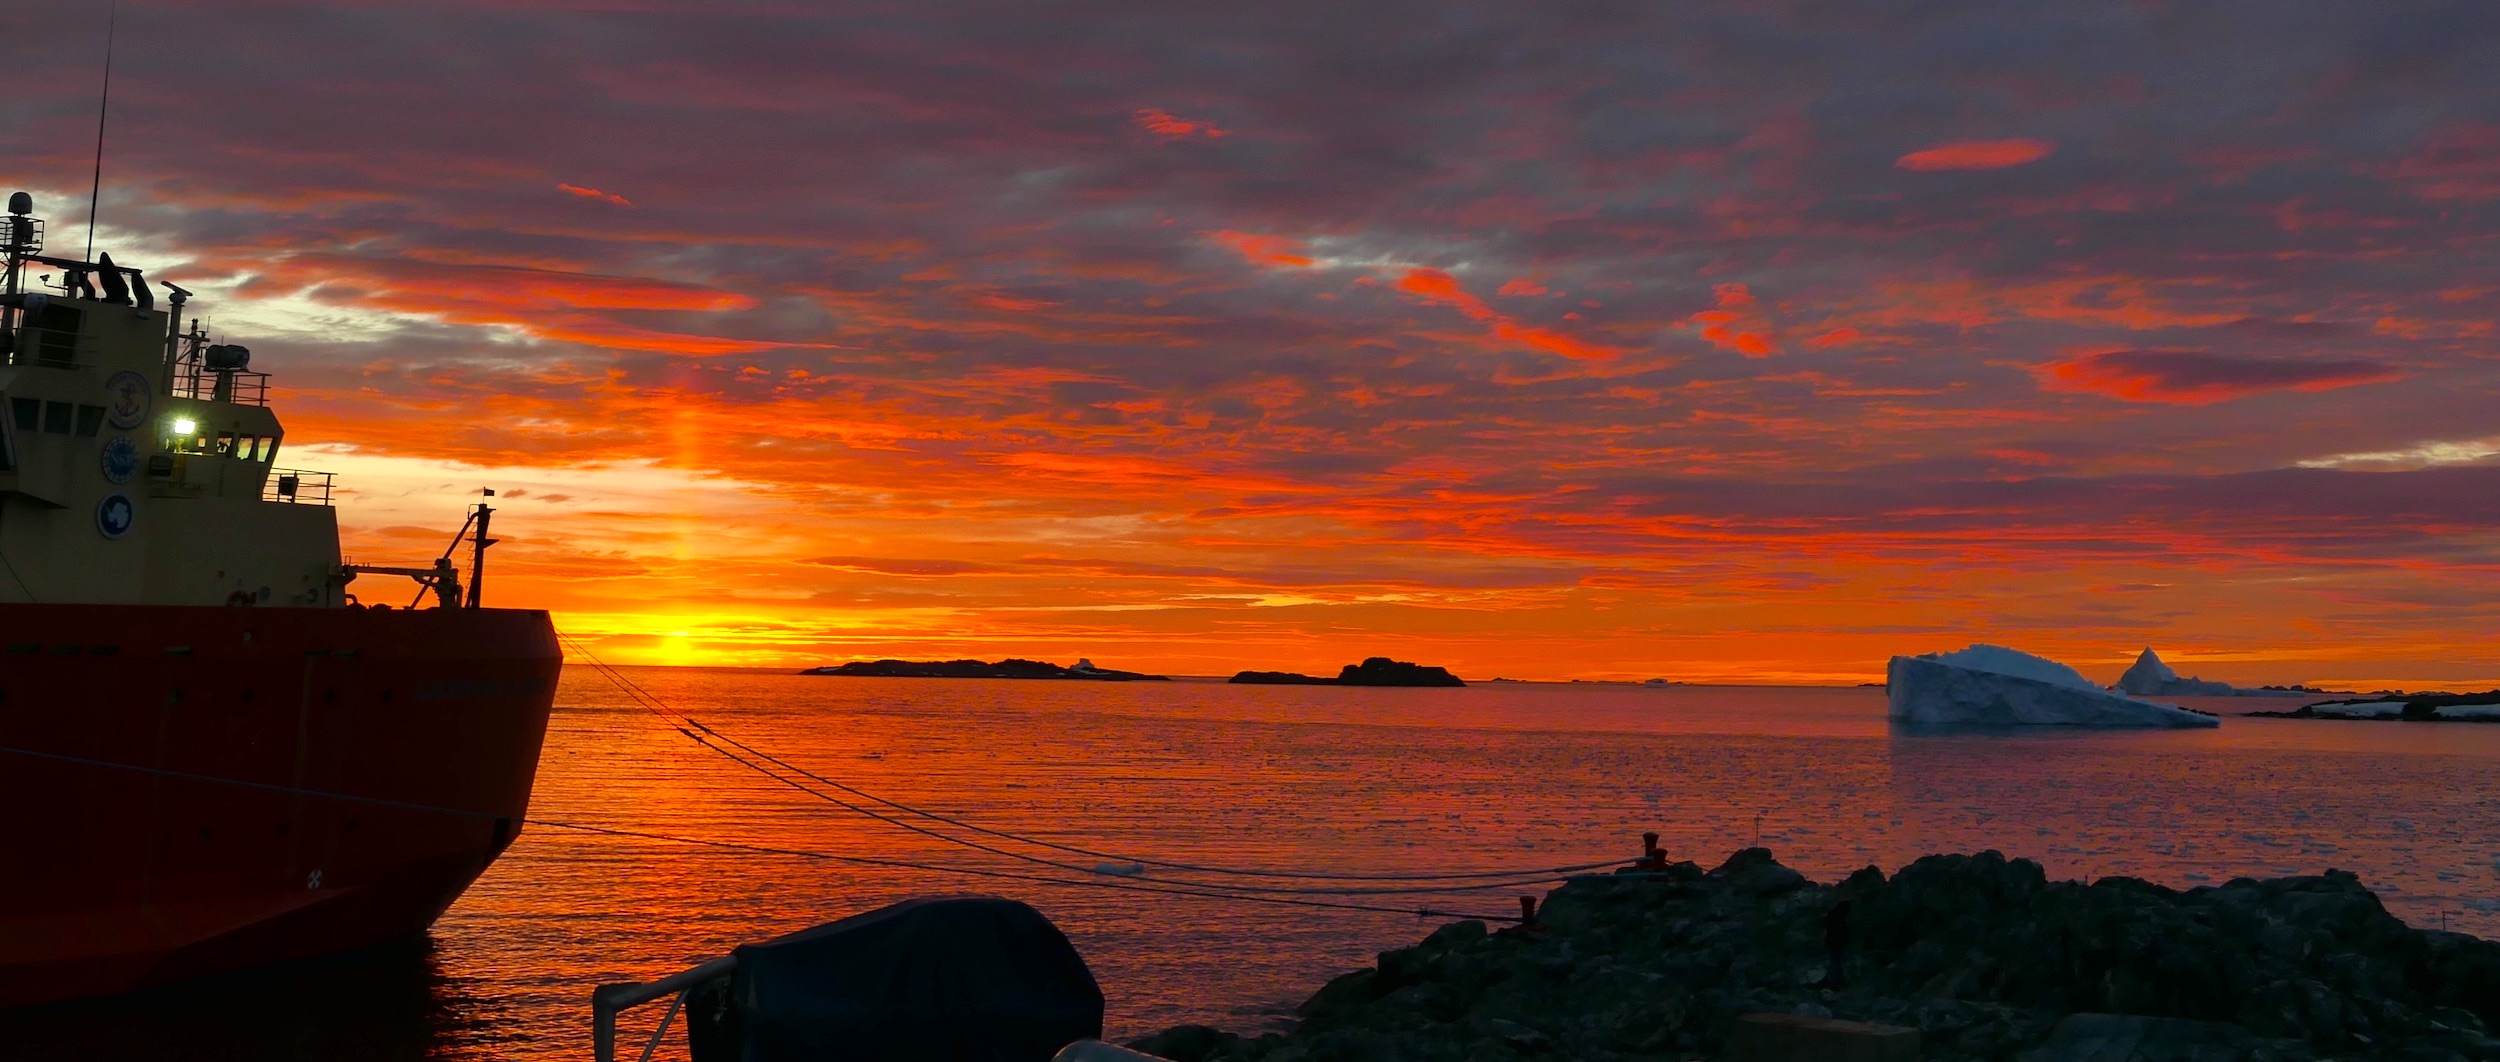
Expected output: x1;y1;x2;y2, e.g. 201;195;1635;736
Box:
340;491;499;609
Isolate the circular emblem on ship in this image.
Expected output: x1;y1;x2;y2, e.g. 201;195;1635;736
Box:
99;435;140;484
104;370;152;430
95;492;136;540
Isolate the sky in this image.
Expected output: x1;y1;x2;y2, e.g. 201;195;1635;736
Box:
4;1;2497;686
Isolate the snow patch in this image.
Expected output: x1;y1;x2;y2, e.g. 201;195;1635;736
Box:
1928;643;2100;692
2309;701;2405;719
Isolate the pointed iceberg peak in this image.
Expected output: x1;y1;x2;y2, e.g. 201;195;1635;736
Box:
2117;647;2182;695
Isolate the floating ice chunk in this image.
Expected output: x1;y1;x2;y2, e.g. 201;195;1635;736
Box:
2309;701;2405;718
1889;644;2219;729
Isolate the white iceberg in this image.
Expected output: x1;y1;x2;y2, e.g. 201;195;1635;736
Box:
1888;644;2219;728
2115;647;2308;697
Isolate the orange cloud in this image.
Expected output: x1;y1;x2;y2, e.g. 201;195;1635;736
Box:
1394;269;1622;361
1684;282;1780;356
1497;277;1550;297
1210;231;1314;268
1895;138;2056;171
556;182;632;206
2035;349;2405;405
1134;108;1230;141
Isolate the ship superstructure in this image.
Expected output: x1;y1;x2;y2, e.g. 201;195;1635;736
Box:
0;191;563;1006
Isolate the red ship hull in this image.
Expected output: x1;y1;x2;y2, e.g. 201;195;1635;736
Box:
0;603;561;1007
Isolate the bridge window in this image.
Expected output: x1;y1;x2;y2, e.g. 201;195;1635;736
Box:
75;405;103;437
42;401;71;434
215;431;235;456
9;398;33;431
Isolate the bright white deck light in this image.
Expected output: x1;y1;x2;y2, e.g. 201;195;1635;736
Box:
172;417;197;435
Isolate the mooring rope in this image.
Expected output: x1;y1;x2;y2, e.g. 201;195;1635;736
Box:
557;632;1627;889
0;743;1526;922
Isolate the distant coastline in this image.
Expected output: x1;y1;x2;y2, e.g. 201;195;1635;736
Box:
1228;657;1465;687
800;658;1168;681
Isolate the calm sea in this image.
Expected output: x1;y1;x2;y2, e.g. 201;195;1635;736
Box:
13;667;2500;1060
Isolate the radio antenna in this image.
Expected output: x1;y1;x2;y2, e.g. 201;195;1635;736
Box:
85;0;119;262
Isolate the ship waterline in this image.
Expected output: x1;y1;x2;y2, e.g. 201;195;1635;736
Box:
0;603;561;1006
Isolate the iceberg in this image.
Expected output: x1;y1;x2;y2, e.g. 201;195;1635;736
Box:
2114;647;2308;697
1887;644;2219;728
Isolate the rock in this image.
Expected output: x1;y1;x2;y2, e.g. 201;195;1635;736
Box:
1336;657;1466;687
1227;659;1466;686
1726;1012;1918;1061
1227;670;1331;684
1142;847;2500;1062
1128;1024;1238;1062
1712;847;1809;896
800;657;1168;680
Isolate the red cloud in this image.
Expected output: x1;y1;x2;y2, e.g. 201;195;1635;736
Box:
557;183;632;206
1895;138;2056;172
1210;231;1314;268
2387;122;2500;201
2036;349;2404;405
1684;282;1779;356
1497;277;1550;297
1134;108;1229;141
1395;269;1620;361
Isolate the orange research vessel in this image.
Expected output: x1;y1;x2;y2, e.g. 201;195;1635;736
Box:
0;191;562;1006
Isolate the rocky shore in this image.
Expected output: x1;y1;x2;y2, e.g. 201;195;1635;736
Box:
1134;849;2500;1062
2249;690;2500;723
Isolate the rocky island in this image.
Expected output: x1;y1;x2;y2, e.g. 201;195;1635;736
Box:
1228;657;1466;687
1132;848;2500;1062
800;657;1168;681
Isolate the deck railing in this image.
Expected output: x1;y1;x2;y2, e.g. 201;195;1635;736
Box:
173;362;271;406
265;468;334;505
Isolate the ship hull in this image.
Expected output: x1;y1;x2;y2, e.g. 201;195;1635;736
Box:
0;603;561;1007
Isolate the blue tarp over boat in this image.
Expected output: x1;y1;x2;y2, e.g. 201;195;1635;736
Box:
686;895;1104;1062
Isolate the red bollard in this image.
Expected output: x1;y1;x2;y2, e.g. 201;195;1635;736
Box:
1636;831;1667;871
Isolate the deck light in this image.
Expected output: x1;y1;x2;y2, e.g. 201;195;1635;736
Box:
171;417;196;435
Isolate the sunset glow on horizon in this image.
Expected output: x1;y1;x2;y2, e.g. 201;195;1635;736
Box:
5;3;2496;689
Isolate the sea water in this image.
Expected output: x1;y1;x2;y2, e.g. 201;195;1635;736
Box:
13;667;2500;1060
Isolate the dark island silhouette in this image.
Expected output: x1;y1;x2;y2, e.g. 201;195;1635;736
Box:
801;658;1168;681
1229;657;1465;687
